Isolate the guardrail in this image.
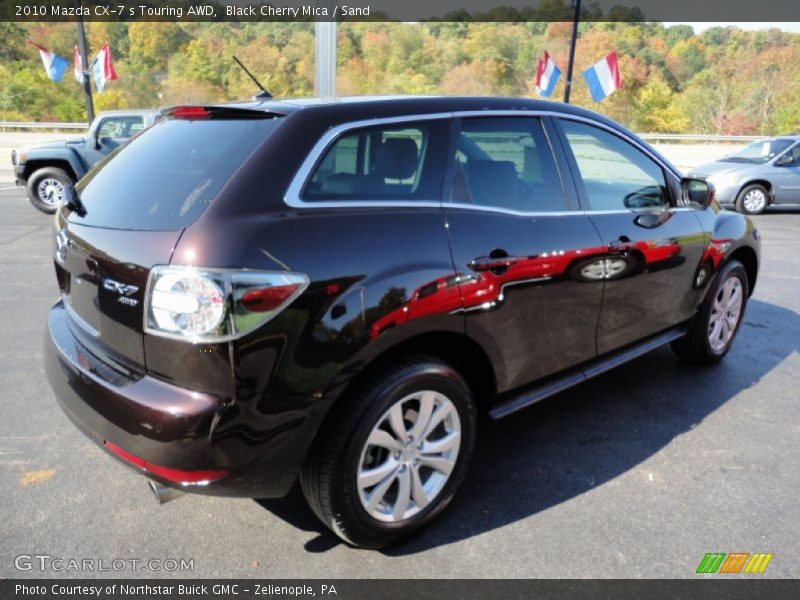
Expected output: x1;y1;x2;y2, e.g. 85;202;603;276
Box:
0;122;87;131
0;122;766;142
638;133;763;143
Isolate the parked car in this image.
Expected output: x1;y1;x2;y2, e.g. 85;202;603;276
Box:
11;109;160;213
689;136;800;214
44;97;760;548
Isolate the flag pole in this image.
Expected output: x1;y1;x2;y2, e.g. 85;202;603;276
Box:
563;0;581;104
75;9;94;122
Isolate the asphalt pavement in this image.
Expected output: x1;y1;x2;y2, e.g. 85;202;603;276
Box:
0;187;797;578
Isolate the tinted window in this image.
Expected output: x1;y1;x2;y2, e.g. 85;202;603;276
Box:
451;118;566;212
560;120;670;210
417;281;440;299
729;138;794;164
302;121;449;202
97;116;144;139
71;117;281;230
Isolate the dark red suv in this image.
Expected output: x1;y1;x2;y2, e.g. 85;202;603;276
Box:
45;97;760;548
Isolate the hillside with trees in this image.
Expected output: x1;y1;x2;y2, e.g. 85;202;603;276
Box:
2;20;799;134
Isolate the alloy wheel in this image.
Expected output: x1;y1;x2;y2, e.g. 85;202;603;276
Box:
708;276;743;352
37;178;65;207
357;390;461;523
742;189;766;213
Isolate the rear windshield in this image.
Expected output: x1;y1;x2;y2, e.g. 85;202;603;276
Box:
70;117;282;230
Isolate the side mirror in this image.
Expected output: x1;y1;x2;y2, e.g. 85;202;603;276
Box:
93;131;101;150
775;154;795;167
681;178;714;209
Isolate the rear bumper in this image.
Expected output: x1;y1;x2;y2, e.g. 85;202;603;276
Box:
44;300;305;497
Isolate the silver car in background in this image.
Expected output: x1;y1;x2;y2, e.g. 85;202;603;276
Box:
690;136;800;214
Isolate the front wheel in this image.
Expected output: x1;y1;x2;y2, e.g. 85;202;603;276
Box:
25;167;73;214
301;357;476;548
671;260;749;365
735;184;769;215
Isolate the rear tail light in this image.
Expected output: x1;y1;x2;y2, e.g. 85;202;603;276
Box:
144;265;308;343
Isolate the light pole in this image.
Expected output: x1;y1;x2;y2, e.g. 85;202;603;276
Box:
75;5;94;121
564;0;581;104
314;2;337;98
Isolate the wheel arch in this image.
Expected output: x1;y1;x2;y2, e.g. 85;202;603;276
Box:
738;180;774;204
327;331;497;418
727;245;759;297
23;159;79;182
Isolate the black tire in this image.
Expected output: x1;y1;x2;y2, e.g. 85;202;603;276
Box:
25;167;73;214
671;260;749;365
300;356;477;548
734;184;769;215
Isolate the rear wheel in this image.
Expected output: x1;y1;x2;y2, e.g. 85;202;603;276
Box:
735;184;768;215
671;260;748;365
26;167;73;214
301;356;476;548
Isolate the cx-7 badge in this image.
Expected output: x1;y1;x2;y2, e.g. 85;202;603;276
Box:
103;279;139;306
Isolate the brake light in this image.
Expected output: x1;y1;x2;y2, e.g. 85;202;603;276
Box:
168;106;210;119
104;441;227;485
144;266;308;343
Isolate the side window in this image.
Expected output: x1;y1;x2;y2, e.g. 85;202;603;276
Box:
128;120;145;136
451;117;566;212
97;119;119;138
559;119;670;211
97;117;144;139
302;120;448;202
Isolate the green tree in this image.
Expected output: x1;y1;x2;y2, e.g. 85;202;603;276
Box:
632;75;687;132
0;23;26;61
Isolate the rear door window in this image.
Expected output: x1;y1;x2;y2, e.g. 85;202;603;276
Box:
71;116;282;230
450;117;567;213
302;120;449;202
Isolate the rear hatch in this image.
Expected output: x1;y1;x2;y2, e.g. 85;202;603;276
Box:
54;108;283;371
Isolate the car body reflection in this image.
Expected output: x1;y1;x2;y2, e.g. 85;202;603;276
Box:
370;239;688;339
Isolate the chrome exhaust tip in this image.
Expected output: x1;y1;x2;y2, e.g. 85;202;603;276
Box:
148;479;185;504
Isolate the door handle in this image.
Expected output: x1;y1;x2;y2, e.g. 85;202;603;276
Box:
608;236;635;253
470;256;520;272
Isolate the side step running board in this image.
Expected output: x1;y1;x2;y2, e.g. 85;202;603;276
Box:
489;326;688;420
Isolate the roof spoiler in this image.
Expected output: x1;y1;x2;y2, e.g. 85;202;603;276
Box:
161;105;284;120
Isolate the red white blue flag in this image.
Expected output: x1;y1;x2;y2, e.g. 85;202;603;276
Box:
534;52;561;98
583;51;622;102
30;42;68;83
91;43;118;92
74;46;85;84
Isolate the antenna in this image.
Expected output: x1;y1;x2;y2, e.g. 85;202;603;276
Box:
232;55;272;100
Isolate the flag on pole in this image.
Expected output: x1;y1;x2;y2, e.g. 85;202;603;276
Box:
91;43;118;92
74;46;85;84
30;42;69;83
582;51;623;103
534;52;561;98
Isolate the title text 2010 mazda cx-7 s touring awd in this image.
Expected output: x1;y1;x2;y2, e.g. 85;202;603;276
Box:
45;97;760;548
